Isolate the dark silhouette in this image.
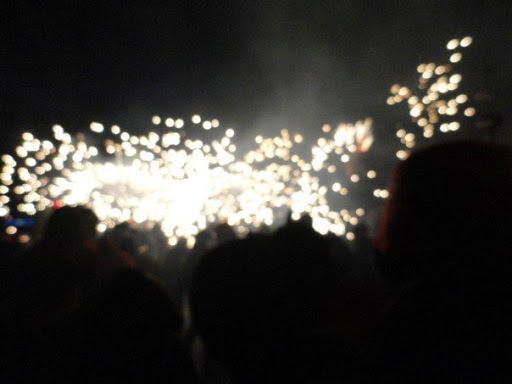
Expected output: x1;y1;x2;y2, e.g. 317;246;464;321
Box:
2;206;198;383
9;206;101;325
213;222;238;245
190;225;367;383
3;206;101;382
3;140;510;383
162;237;189;308
367;141;512;383
64;268;198;383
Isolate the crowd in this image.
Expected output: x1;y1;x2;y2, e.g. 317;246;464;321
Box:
0;140;510;383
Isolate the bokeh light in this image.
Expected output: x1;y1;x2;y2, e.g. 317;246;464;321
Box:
387;37;475;156
1;115;379;243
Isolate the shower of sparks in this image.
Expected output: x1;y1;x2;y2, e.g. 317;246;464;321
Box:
0;116;377;246
387;36;474;159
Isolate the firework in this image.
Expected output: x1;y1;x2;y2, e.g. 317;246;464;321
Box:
0;116;376;246
387;36;474;159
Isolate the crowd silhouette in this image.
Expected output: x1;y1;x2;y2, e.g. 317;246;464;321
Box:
0;140;510;383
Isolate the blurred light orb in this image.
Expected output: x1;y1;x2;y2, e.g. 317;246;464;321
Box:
449;74;462;84
6;226;17;235
450;52;462;63
446;39;459;50
456;94;468;103
90;122;104;133
175;119;184;128
464;107;476;117
460;36;472;47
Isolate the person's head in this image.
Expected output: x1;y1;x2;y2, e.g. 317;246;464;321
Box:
374;140;512;288
70;269;192;382
192;228;216;256
190;230;348;381
43;205;99;246
213;222;238;244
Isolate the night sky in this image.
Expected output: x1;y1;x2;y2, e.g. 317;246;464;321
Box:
3;0;512;154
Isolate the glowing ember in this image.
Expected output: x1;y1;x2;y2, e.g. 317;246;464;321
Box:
388;37;475;159
1;116;376;244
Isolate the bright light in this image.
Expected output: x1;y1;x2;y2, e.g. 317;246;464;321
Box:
449;122;460;131
350;174;360;183
456;94;468;103
6;226;17;235
0;115;378;243
449;74;462;84
333;119;373;153
446;39;459;50
450;52;462;63
464;107;476;117
175;119;184;129
396;150;409;160
460;36;472;47
388;37;475;152
90;122;104;133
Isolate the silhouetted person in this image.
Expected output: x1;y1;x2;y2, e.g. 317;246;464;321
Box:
367;141;512;383
163;237;189;308
213;222;238;245
10;205;102;323
4;205;101;381
99;222;139;275
190;227;366;383
182;228;216;304
65;269;199;383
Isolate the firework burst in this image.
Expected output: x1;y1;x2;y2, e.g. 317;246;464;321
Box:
0;116;376;246
387;36;475;159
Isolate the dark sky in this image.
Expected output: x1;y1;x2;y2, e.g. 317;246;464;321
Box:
3;0;512;153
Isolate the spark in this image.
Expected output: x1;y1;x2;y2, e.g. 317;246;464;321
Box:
1;116;377;243
387;36;475;155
